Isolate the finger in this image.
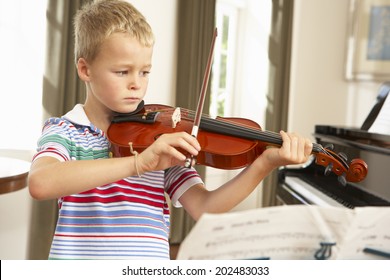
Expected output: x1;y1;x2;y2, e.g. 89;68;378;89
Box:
165;145;187;161
280;130;290;148
279;130;290;158
281;131;309;163
173;133;200;156
297;136;308;161
157;133;199;158
292;134;312;162
304;138;313;158
179;132;201;151
290;133;300;160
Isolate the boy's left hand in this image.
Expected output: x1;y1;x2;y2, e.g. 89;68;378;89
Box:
261;130;313;169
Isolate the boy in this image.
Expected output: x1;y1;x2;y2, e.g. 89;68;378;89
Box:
28;0;312;259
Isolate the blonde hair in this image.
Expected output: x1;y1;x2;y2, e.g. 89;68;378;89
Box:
74;0;154;64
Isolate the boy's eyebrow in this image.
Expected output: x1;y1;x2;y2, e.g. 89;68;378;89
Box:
114;63;152;68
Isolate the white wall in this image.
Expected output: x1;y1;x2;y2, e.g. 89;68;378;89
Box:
0;0;46;260
130;0;179;106
289;0;381;138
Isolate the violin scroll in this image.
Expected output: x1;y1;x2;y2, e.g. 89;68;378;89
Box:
346;159;368;182
314;146;368;184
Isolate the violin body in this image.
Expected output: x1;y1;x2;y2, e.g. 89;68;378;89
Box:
108;104;267;169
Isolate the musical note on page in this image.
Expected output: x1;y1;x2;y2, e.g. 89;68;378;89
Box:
177;205;390;260
336;207;390;259
368;94;390;135
177;205;352;260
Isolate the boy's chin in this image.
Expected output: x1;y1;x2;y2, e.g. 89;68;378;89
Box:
113;100;145;115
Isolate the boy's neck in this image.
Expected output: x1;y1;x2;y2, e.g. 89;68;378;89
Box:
83;101;112;133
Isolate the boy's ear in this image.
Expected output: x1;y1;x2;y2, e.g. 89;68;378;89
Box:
77;58;90;82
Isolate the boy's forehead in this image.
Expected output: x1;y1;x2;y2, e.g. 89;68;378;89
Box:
103;32;142;46
102;33;152;52
96;33;153;64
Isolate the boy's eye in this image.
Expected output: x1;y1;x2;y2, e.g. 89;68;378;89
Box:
140;71;150;77
116;71;128;76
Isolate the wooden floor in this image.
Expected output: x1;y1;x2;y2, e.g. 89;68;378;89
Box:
169;243;180;260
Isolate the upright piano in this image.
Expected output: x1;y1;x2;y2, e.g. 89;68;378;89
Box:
278;84;390;208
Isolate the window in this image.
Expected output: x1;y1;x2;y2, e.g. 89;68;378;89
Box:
206;0;272;210
210;0;271;123
0;0;47;151
210;2;239;117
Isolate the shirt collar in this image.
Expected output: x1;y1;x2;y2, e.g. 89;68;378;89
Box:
62;104;104;135
63;104;90;126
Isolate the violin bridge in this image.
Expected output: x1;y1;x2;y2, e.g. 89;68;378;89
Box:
171;107;181;128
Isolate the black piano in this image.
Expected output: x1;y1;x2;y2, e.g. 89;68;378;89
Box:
278;84;390;208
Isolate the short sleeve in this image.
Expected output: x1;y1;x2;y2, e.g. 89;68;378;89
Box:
164;165;204;207
32;118;73;162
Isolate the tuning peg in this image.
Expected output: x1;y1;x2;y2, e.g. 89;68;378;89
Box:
324;163;333;176
337;152;348;163
324;144;334;150
338;173;347;186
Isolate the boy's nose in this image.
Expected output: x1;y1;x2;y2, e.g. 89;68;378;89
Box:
128;75;141;90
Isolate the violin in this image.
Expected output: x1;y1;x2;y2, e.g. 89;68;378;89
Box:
107;102;368;184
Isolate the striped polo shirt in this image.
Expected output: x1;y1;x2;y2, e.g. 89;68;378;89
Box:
33;104;203;259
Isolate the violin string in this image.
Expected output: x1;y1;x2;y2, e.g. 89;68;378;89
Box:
180;108;295;144
195;111;333;156
180;109;280;138
160;107;330;152
180;109;346;167
153;107;257;135
142;107;332;157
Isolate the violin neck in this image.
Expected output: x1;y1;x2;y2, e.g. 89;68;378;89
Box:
200;117;282;144
199;116;320;153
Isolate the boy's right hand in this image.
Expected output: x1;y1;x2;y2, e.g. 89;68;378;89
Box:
137;132;201;173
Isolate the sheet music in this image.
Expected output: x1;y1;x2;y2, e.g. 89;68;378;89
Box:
336;207;390;259
177;205;352;260
368;94;390;135
177;205;390;260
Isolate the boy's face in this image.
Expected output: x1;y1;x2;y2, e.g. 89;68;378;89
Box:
83;32;153;114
